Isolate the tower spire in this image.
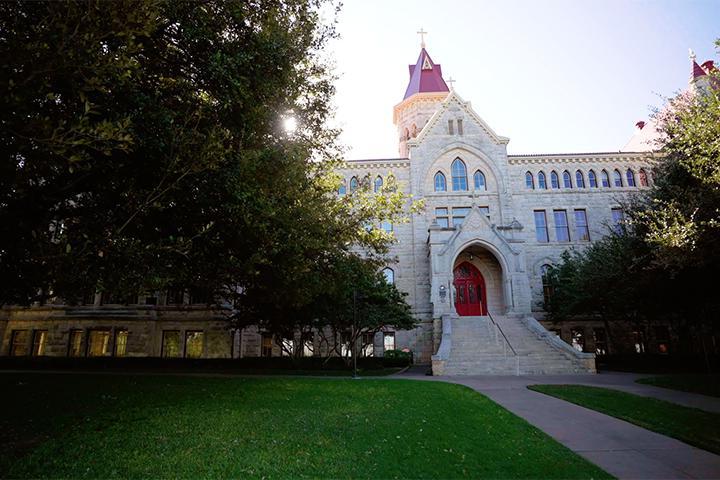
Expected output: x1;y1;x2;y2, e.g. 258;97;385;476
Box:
417;28;427;49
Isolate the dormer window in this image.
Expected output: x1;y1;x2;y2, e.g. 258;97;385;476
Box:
422;56;432;70
448;120;454;135
457;119;463;135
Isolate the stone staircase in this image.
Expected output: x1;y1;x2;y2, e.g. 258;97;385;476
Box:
432;314;595;375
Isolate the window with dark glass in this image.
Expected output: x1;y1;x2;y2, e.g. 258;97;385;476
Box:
302;333;314;357
571;328;585;352
525;171;534;189
68;329;83;357
654;326;670;354
633;329;646;353
115;330;128;357
452;207;471;226
626;169;636;187
541;264;554;307
166;288;185;305
434;172;446;192
435;207;449;227
593;328;608;355
31;330;47;356
349;176;359;192
448;119;454;135
575;170;585;188
374;176;383;193
534;210;549;243
10;330;29;356
473;170;486;191
451;158;468;191
162;330;181;358
574;209;590;242
550;171;560;189
601;170;610;187
261;333;273;357
588;170;598;188
611;207;624;232
563;170;572;188
639;169;649;187
362;332;375;357
553;210;570;242
185;331;204;358
613;169;623;187
538;171;547;189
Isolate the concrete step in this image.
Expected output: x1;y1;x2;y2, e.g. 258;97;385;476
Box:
437;314;593;375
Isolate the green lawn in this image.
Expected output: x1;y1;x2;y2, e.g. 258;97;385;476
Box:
529;384;720;455
0;373;610;479
636;374;720;398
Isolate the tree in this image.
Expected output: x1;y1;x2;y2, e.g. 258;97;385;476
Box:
0;1;418;351
548;40;720;355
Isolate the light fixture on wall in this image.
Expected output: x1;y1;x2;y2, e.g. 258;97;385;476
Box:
468;253;474;260
439;284;447;303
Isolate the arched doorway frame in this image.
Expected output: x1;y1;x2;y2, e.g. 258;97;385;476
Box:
453;261;488;315
450;239;512;316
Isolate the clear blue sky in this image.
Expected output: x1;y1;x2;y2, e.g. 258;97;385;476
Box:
327;0;719;158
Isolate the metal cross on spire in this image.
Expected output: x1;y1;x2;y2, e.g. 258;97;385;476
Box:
417;28;427;48
446;77;456;90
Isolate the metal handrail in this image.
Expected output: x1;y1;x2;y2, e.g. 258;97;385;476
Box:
487;310;517;356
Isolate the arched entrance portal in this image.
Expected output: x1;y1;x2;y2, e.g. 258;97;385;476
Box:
453;262;487;316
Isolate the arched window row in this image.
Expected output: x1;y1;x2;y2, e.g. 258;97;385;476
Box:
524;168;652;190
433;158;490;193
339;173;398;195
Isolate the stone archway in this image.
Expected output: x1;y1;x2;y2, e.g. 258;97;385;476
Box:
452;244;506;316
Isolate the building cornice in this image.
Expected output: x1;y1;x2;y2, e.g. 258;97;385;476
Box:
340;158;410;169
507;151;658;165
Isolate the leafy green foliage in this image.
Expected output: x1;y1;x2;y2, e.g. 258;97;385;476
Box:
530;384;720;455
546;41;720;348
0;0;417;339
0;373;611;478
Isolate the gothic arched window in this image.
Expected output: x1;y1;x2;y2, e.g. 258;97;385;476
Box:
349;176;359;192
374;175;383;193
639;168;649;187
601;170;610;188
588;170;598;188
575;170;585;188
382;267;395;284
434;171;446;192
563;170;573;188
473;170;486;191
541;264;554;307
626;169;636;187
451;158;468;191
613;169;623;187
525;171;534;189
338;180;347;196
550;171;560;189
538;171;547;189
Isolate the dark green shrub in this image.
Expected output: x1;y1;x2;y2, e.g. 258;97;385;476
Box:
382;349;413;367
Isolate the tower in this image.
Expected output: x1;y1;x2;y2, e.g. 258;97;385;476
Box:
393;35;450;157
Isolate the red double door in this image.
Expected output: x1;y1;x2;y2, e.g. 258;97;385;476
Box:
453;262;487;316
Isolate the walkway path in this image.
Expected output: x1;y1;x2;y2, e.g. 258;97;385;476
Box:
397;371;720;479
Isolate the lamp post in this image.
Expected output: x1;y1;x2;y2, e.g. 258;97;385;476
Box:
352;289;364;379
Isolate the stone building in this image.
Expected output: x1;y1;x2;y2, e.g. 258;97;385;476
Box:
1;44;714;374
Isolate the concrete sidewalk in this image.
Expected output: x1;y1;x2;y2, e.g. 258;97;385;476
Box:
414;373;720;479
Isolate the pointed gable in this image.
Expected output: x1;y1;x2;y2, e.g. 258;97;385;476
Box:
403;48;450;100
